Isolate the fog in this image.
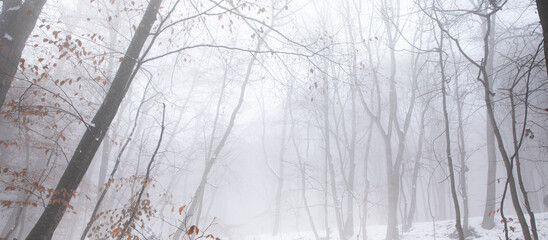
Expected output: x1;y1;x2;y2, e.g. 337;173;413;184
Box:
0;0;547;239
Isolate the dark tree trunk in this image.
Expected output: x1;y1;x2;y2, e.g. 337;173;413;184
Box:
536;0;548;74
0;0;47;108
439;38;464;239
25;0;162;238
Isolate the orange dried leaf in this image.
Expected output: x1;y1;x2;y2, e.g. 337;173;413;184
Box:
111;227;121;235
178;205;186;215
186;225;198;235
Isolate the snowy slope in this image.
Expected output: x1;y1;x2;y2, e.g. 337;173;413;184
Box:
243;212;548;240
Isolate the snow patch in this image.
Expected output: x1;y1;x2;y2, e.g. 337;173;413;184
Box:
243;212;548;240
6;6;20;12
3;33;13;41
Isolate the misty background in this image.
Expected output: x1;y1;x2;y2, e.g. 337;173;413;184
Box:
0;0;547;239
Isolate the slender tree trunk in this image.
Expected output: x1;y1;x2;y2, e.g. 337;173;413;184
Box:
80;81;151;240
0;0;47;109
361;123;372;240
478;15;532;235
509;77;538;239
386;170;399;240
404;104;426;231
25;0;163;238
456;76;469;236
481;10;532;240
341;84;357;240
341;9;360;236
322;71;345;240
118;104;165;239
481;11;497;231
439;36;464;240
290;102;320;240
483;76;532;240
272;96;289;235
382;2;410;238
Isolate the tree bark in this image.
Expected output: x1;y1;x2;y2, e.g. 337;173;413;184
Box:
0;0;47;108
536;0;548;74
25;0;162;238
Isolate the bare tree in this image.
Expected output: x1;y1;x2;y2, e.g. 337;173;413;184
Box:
354;1;418;237
426;0;536;238
451;45;471;235
403;98;429;232
436;29;464;240
118;103;165;239
481;2;498;229
80;79;152;240
25;0;164;237
171;13;273;238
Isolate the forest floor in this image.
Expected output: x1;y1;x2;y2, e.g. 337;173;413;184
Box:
242;212;548;240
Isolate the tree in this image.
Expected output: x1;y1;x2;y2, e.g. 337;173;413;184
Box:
354;1;418;238
453;47;471;236
80;79;151;240
481;2;498;229
171;12;273;239
436;29;464;240
535;0;548;74
0;0;47;109
403;96;430;232
25;0;163;237
427;0;536;238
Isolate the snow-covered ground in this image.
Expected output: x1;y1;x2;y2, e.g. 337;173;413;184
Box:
243;212;548;240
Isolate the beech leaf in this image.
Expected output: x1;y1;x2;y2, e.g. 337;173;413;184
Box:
111;227;121;235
